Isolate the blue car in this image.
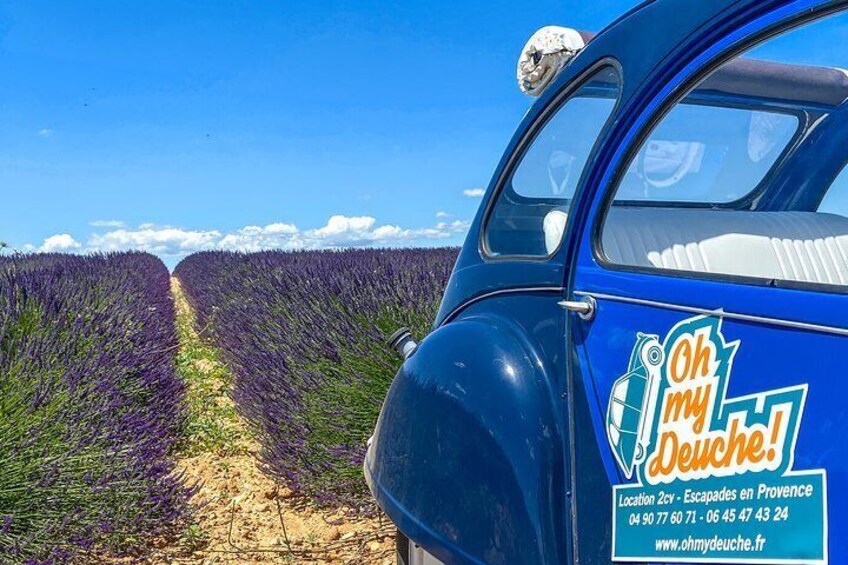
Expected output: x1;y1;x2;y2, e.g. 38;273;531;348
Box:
365;1;848;563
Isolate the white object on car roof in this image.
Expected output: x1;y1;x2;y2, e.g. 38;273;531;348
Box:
517;26;586;96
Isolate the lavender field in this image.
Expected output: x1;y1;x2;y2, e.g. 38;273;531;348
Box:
0;247;454;563
0;253;191;564
175;248;457;509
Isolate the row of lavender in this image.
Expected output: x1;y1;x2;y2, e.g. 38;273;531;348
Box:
0;253;191;564
174;248;456;509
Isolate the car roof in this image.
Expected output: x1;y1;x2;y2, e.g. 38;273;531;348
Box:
686;57;848;107
580;26;848;108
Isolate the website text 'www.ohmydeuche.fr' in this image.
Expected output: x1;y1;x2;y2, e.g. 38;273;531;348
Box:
655;534;767;555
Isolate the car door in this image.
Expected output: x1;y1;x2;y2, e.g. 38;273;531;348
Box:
565;4;848;564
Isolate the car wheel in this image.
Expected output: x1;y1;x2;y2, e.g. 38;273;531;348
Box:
396;529;444;565
396;529;410;565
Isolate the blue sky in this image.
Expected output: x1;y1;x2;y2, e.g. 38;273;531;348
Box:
0;0;640;266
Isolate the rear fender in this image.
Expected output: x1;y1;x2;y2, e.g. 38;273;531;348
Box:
364;313;565;565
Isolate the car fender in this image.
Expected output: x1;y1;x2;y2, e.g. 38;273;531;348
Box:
364;313;565;565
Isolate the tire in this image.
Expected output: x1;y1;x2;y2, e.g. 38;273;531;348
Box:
396;529;444;565
396;529;411;565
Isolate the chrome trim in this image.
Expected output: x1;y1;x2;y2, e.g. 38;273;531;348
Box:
575;290;848;337
440;286;565;325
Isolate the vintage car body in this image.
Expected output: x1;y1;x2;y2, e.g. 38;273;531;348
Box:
366;1;848;563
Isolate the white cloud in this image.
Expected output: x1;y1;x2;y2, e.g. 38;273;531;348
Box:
218;222;299;252
435;211;450;218
37;128;54;137
311;215;375;239
263;222;299;235
39;234;81;252
89;219;126;228
88;226;221;256
218;214;464;252
463;188;485;197
32;215;470;259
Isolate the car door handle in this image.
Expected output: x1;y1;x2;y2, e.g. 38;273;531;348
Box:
558;295;596;321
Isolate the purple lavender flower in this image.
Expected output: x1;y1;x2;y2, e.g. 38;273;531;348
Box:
0;252;192;563
175;248;456;508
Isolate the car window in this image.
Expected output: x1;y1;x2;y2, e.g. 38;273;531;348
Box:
816;164;848;216
484;66;621;258
600;10;848;289
615;106;798;204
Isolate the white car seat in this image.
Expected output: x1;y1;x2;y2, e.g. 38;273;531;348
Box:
543;209;569;254
601;207;848;285
542;206;848;284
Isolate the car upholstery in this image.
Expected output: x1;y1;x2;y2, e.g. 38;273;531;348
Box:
601;207;848;284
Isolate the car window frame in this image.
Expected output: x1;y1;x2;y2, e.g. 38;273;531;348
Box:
590;4;848;296
480;58;624;262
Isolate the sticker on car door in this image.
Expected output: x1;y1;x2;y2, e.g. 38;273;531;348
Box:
607;315;827;563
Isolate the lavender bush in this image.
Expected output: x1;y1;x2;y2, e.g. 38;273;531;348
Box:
0;252;191;564
175;248;456;508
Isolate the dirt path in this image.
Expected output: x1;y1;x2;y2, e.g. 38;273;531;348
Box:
155;278;395;564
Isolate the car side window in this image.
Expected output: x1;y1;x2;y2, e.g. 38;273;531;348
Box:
600;11;848;289
816;165;848;217
484;66;621;258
